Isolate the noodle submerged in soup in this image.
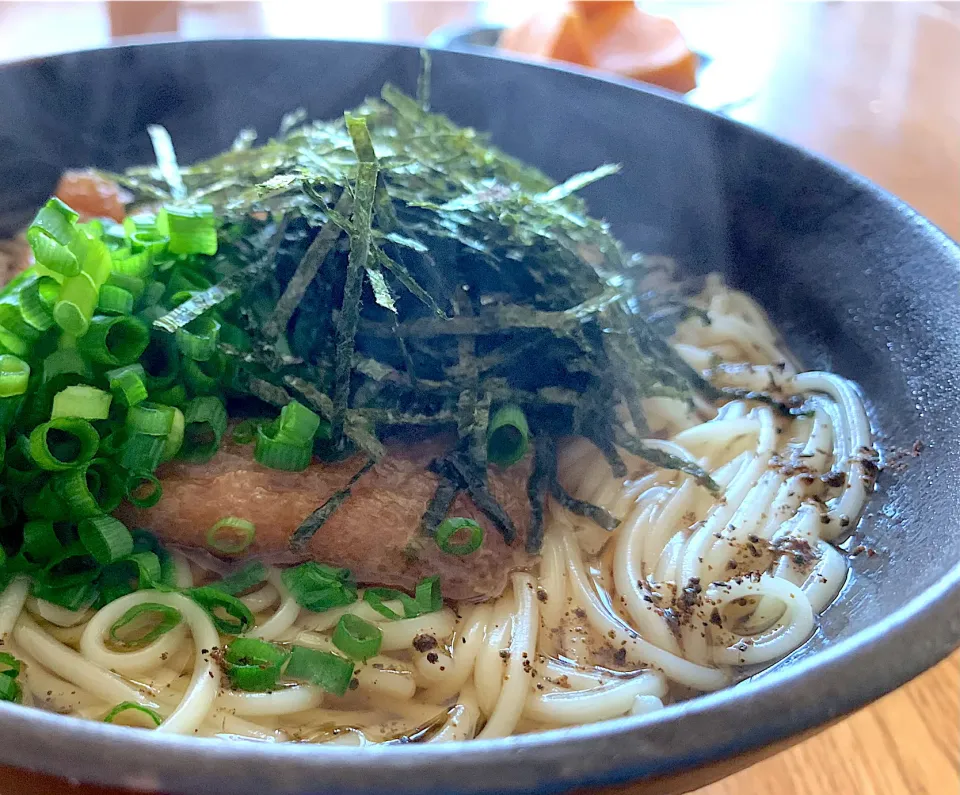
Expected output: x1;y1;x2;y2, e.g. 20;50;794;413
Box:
0;78;877;743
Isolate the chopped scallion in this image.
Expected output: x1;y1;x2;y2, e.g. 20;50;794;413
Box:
332;614;382;661
486;404;529;467
435;517;484;556
205;517;256;555
281;562;357;613
284;645;355;697
51;385;112;420
102;702;162;727
223;637;289;692
78;515;134;565
0;355;30;398
109;602;182;649
187;586;254;635
29;417;99;470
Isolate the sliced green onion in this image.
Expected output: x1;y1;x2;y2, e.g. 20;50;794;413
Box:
126;402;175;436
78;314;150;366
106;363;148;407
281;562;358;613
276;400;322;445
29;417;99;470
487;404;529;467
161;205;218;256
165;267;211;297
180;396;227;463
98;551;163;604
32;580;98;612
209;561;269;596
98;284;134;315
151;384;187;409
89;458;126;514
223;637;289;692
141;336;179;391
0;653;22;679
102;702;162;727
332;614;382;661
42;348;93;393
126;472;163;509
21;520;62;565
254;424;312;472
26;198;81;277
0;302;41;343
187;586;254;635
131;530;177;588
435;517;484;556
129;230;169;258
0;355;30;397
0;489;17;528
175;315;220;362
284;645;355;697
55;458;126;519
22;480;69;522
112;250;152;279
219;322;251;351
54;272;99;335
51;385;112;420
415;575;442;614
160;407;184;462
106;273;146;304
40;541;100;587
363;587;422;621
0;673;21;704
182;355;221;395
231;419;260;445
0;396;22;431
79;515;134;565
206;517;256;555
19;277;58;331
140;280;166;309
119;433;165;473
109;602;182;649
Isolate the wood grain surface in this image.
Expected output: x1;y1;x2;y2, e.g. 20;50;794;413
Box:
0;2;957;795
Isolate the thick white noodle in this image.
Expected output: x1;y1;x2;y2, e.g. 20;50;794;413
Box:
477;572;539;739
15;614;155;707
216;685;323;716
0;576;30;639
523;671;667;725
247;569;300;641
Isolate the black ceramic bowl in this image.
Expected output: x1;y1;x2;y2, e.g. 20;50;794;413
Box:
0;39;958;795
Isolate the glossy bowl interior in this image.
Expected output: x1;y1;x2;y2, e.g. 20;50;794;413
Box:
0;39;958;795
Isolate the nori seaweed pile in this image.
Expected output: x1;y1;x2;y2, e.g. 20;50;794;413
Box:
109;58;716;553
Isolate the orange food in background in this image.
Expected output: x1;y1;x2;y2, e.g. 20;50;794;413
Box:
55;169;130;223
500;1;698;94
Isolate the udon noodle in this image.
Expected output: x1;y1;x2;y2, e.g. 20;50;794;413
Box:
0;274;875;743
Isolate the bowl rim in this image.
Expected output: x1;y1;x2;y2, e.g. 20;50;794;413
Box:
0;36;959;795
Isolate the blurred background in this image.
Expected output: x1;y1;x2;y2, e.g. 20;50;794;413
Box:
0;0;957;242
0;3;957;794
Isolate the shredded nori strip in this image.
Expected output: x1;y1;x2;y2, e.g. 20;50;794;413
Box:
153;219;287;334
525;436;554;553
113;71;725;542
551;481;620;532
418;476;460;539
718;387;811;417
331;118;380;443
265;192;349;339
290;458;376;548
431;453;517;544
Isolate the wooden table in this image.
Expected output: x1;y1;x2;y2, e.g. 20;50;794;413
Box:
0;2;957;794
